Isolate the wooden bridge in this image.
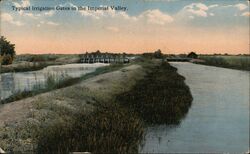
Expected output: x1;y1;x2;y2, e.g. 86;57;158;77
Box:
80;54;129;63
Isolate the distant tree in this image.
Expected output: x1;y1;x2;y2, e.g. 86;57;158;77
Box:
154;49;163;58
95;50;101;54
187;52;198;59
0;36;16;65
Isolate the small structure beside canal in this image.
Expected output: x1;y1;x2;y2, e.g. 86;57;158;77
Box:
79;51;130;63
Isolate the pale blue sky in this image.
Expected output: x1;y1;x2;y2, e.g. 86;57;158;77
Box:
1;0;249;54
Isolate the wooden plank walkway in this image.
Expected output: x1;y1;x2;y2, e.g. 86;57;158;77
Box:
80;55;129;63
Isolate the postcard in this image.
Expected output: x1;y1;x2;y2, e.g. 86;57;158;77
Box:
0;0;249;153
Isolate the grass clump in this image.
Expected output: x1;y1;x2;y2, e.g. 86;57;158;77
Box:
35;101;144;153
116;61;193;124
197;55;250;71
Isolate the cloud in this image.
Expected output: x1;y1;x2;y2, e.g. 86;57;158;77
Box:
196;3;209;10
37;21;59;27
78;5;138;22
189;15;194;19
209;13;215;16
118;12;137;21
141;0;179;1
183;3;209;17
2;13;13;21
18;11;41;19
77;5;112;19
36;21;59;27
13;0;30;8
223;3;248;11
106;26;120;32
174;3;221;21
59;2;78;8
79;8;173;25
187;8;207;17
234;3;248;11
47;21;59;26
12;0;43;19
12;0;55;19
79;9;105;19
1;13;24;26
185;3;208;11
241;11;250;17
12;0;30;15
79;6;134;21
208;4;219;8
59;3;171;26
21;0;30;7
24;13;40;19
44;10;55;17
139;9;174;25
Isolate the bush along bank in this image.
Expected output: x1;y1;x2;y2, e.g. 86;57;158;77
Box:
35;101;144;153
31;61;193;153
116;61;193;124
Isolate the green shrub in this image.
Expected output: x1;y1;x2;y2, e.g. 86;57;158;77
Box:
1;54;13;65
116;62;193;124
35;102;144;153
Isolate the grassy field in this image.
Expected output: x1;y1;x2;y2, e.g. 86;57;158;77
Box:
197;55;250;71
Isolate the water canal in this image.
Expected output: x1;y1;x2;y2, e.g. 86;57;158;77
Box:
140;62;249;153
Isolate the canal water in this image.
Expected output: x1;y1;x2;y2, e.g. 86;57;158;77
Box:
0;63;108;100
140;62;249;153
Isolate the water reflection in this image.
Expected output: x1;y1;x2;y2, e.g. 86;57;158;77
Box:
0;63;108;100
140;62;249;153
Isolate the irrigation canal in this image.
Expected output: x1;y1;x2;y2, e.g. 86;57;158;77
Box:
140;62;249;153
